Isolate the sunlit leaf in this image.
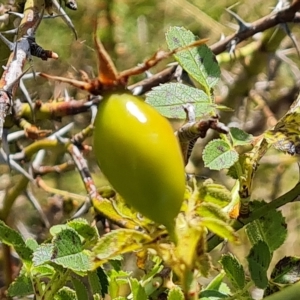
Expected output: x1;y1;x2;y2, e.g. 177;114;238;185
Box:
166;26;220;93
198;181;232;208
146;82;214;119
196;202;229;222
201;218;239;243
92;229;152;267
54;286;77;300
203;139;239;170
168;286;185;300
130;278;147;300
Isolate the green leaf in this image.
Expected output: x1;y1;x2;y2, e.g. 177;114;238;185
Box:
205;271;226;290
52;228;82;256
199;290;228;298
146;82;214;119
263;282;300;300
0;220;33;264
26;238;39;251
50;224;69;236
54;286;77;300
166;26;220;93
66;218;99;246
130;278;147;300
168;286;185;300
220;254;245;289
8;268;33;297
270;256;300;284
45;229;92;274
109;259;123;271
33;229;92;274
32;264;55;277
227;166;238;179
97;267;109;297
88;269;104;296
245;208;287;252
92;229;151;266
93;294;101;300
229;127;253;146
247;241;271;289
33;243;53;266
198;181;232;208
201;218;239;243
71;276;89;300
142;257;164;296
108;269;130;299
203;140;239;170
175;216;203;268
197;202;229;222
143;275;163;296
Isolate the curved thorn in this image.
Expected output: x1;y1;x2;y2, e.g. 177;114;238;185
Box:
19;78;35;122
226;8;252;33
71;199;91;219
64;88;70;102
25;188;51;228
55;122;74;137
281;23;300;58
6;11;24;18
0;32;15;51
0;28;18;35
90;105;98;125
7;130;25;142
0;148;34;181
32;149;46;171
52;0;78;39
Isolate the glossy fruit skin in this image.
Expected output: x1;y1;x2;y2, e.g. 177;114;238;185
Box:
93;91;186;230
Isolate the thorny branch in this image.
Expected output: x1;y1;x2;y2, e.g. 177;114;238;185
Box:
131;2;300;94
0;0;58;139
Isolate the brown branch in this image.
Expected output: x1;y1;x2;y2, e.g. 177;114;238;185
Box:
129;8;300;95
14;96;100;122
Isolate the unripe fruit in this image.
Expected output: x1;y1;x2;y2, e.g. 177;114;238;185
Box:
93;91;186;231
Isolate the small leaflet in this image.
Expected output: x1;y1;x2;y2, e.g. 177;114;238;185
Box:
146;82;214;119
203;139;239;170
168;286;185;300
245;205;287;252
220;254;245;290
247;241;271;289
166;26;220;94
92;229;152;267
229;127;253;146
